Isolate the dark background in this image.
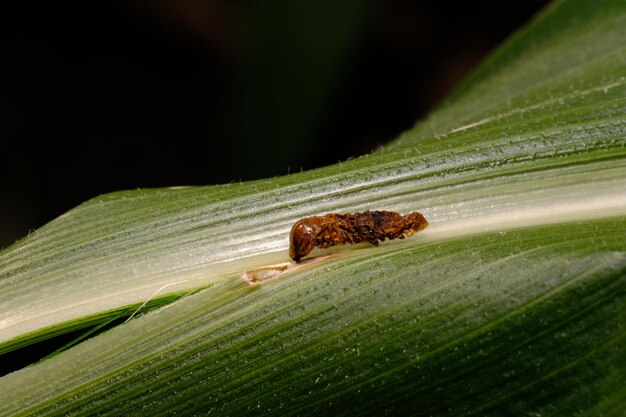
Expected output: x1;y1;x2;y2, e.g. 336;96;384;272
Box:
0;0;550;250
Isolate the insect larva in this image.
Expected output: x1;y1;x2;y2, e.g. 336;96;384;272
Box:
289;210;428;262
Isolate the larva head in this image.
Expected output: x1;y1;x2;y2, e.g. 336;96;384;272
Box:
289;217;323;262
405;211;429;232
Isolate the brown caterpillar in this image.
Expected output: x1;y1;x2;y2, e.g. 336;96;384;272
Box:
289;210;428;262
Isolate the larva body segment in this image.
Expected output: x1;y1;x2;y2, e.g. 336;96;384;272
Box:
289;210;428;262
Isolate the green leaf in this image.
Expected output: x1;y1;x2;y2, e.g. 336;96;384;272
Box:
1;0;625;415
